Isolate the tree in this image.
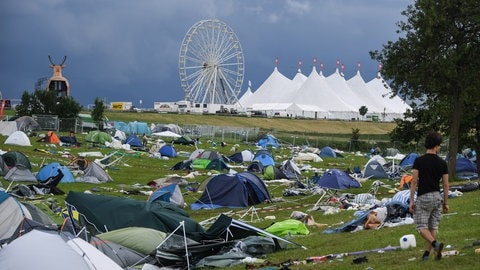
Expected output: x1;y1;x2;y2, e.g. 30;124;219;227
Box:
91;97;105;130
370;0;480;179
359;106;368;120
350;128;360;151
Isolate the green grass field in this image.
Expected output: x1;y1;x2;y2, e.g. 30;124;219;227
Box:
1;111;479;269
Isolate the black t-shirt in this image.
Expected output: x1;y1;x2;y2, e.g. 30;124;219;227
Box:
412;153;448;196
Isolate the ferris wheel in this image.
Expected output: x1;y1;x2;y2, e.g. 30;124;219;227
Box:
179;19;244;105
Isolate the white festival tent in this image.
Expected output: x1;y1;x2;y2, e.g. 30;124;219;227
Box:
238;63;411;121
366;72;412;114
291;66;357;119
327;68;385;114
243;67;298;107
236;81;254;108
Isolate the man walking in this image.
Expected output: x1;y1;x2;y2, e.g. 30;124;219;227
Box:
409;131;449;260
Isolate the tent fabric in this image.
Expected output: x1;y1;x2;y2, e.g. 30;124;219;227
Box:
152;130;182;138
363;159;389;179
253;150;275;166
65;191;205;241
4;131;31;146
88;235;149;268
2;151;32;169
173;135;196;145
280;159;301;179
46;131;61;144
4;165;37;182
192;158;229;171
0;155;9;176
191;172;271;210
314;169;361;189
319;146;344;158
0;121;17;136
149;183;185;208
265;219;310;237
96;227;172;255
15;116;40;133
399;153;418;169
247;161;264;173
75;161;113;183
455;156;478;179
229;150;254;163
263;165;286;180
159;145;177;157
0;229;123;270
86;131;113;144
195;214;305;250
257;134;279;148
0;191;32;242
124;135;143;148
36;162;75;183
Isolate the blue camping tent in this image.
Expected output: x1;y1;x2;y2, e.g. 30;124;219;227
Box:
455;156;477;179
191;171;270;210
314;169;361;189
319;146;344;158
253;150;275;166
257;134;279;148
399;153;418;169
124;135;143;148
159;145;177;158
36;162;75;183
148;183;185;208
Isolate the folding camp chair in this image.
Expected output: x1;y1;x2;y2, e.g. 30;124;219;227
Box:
368;180;394;197
309;186;340;211
94;151;128;169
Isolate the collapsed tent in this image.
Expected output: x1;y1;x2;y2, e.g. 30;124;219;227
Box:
314;169;361;189
149;183;185;208
192;158;229;171
65;191;205;241
0;155;10;176
172;135;196;145
263;165;286;180
75;161;113;183
229;149;254;163
319;146;344;158
86;130;113;145
257;134;279;148
191;172;271;210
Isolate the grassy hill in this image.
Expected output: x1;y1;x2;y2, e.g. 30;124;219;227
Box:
104;111;396;135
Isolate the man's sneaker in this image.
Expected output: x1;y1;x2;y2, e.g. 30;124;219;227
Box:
433;242;444;260
422;255;429;261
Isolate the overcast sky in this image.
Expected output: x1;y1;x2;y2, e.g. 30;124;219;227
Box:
0;0;410;108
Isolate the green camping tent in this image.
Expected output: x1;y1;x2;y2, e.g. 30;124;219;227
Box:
85;131;112;144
